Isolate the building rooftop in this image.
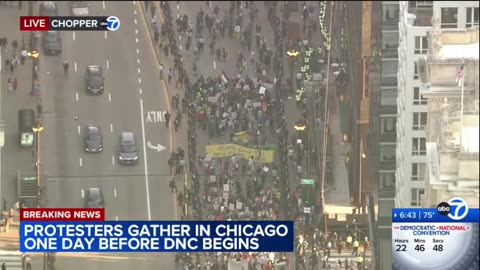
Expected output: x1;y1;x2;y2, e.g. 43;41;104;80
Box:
407;1;433;27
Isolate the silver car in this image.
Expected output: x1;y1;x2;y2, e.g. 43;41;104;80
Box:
71;1;89;16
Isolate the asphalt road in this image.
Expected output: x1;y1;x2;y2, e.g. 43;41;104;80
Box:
36;1;176;269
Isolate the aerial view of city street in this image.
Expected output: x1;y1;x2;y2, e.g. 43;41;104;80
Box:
0;1;479;270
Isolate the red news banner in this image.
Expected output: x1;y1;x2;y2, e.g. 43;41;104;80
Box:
20;208;105;222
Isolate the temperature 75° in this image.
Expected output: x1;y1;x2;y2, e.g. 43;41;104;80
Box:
423;211;435;219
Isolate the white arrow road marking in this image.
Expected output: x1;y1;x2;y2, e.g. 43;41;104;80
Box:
81;189;85;198
147;141;166;152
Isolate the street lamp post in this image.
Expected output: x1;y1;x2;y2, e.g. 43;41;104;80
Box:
32;122;44;201
359;139;366;209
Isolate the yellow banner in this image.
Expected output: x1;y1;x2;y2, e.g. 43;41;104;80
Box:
234;131;249;140
206;144;274;163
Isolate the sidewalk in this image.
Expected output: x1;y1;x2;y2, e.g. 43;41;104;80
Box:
0;4;37;212
0;228;19;251
322;1;352;208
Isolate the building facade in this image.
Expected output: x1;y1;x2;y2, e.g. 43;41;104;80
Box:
369;1;400;269
396;1;479;208
420;27;479;207
371;1;478;269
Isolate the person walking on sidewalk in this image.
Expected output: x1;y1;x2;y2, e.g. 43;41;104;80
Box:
25;255;32;270
7;77;13;93
159;64;164;79
13;77;18;92
167;68;173;84
169;177;177;193
164;111;170;128
154;28;160;44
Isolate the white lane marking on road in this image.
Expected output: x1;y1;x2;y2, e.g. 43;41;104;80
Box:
138;78;142;84
74;62;78;72
137;59;140;64
77;125;81;135
79;157;83;167
138;68;141;74
115;216;118;221
104;31;108;39
112;155;115;165
132;1;135;4
177;4;179;9
102;0;105;9
213;61;216;70
81;189;85;198
106;60;110;69
75;92;79;101
135;29;138;34
108;92;112;102
139;98;152;221
135;38;139;43
110;123;113;133
134;10;137;15
136;49;140;54
114;188;117;198
139;88;142;94
134;19;137;25
73;32;75;41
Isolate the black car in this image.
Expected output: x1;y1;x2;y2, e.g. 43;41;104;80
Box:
84;125;103;152
42;31;62;55
118;132;138;165
71;1;89;16
85;188;104;208
39;1;58;16
86;66;104;94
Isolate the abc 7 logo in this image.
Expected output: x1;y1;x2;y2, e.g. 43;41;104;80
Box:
437;197;469;220
106;16;120;31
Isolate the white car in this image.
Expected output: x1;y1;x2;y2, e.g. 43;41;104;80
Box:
71;1;89;16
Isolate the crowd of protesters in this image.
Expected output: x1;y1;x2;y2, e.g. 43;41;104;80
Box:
149;1;372;269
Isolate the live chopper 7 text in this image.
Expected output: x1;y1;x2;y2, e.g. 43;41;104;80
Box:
392;197;479;270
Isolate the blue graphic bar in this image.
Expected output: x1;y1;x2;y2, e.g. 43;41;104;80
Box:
392;208;480;223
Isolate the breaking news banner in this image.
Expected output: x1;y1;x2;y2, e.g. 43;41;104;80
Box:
19;209;294;253
20;16;121;31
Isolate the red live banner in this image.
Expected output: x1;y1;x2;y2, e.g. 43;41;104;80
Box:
20;16;50;31
20;208;105;221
